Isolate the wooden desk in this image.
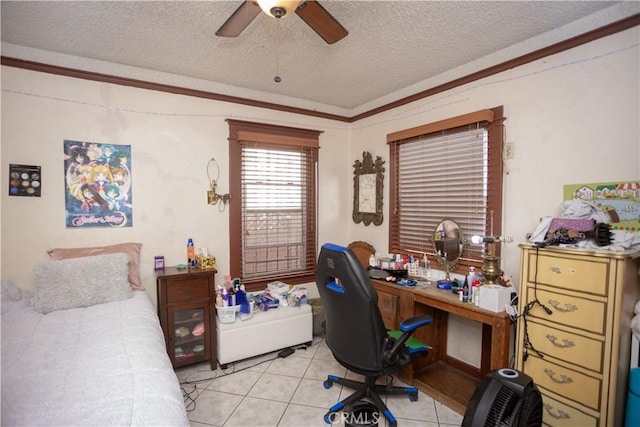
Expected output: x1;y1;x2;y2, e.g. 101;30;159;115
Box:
372;279;511;415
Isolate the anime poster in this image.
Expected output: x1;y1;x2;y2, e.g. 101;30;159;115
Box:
64;140;132;228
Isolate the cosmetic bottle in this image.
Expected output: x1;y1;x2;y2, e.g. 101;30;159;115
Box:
369;253;377;268
187;238;195;266
422;254;431;279
467;266;476;292
461;275;470;302
472;280;481;306
221;287;229;307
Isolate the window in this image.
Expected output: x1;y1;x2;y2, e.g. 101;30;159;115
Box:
227;120;321;292
387;107;504;272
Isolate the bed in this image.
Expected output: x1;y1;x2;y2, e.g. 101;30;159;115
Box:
1;244;189;426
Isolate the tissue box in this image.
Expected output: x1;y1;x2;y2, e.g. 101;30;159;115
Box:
478;285;515;313
196;255;216;270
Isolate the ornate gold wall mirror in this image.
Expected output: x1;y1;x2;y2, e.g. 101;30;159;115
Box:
352;151;384;226
433;219;464;281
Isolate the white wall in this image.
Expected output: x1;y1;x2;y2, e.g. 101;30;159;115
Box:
2;26;638;368
0;68;352;304
348;27;639;366
351;26;639;272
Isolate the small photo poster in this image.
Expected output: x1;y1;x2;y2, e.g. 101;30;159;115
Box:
9;164;41;197
64;140;133;228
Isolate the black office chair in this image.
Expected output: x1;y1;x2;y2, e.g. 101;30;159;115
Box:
316;243;433;427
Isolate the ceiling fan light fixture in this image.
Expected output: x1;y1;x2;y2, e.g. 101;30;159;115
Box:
256;0;302;19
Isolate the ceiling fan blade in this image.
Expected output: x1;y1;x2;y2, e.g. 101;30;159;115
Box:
295;0;348;44
215;0;261;37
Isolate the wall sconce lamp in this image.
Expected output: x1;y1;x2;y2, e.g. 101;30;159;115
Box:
470;235;513;286
207;158;230;210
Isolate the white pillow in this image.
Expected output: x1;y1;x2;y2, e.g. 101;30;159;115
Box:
33;252;133;314
47;242;144;291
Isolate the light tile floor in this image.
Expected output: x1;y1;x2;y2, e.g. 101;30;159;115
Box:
175;338;463;427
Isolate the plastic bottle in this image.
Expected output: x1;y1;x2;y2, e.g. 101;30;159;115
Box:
467;266;476;291
461;275;470;302
187;238;195;266
423;254;431;279
472;280;481;306
467;266;476;303
369;253;377;268
221;287;229;307
223;274;233;290
229;286;236;306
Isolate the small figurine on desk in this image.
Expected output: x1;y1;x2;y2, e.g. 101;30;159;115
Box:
496;273;512;287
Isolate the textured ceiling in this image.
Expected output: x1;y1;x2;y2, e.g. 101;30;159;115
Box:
1;1;638;116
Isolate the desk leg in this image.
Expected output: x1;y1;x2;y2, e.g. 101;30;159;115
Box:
481;323;492;376
483;316;511;375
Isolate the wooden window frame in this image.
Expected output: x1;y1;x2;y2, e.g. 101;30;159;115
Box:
227;120;321;292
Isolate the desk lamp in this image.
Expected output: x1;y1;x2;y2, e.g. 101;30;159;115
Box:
470;235;509;286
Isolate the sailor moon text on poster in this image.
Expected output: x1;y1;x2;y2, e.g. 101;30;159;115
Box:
64;140;132;228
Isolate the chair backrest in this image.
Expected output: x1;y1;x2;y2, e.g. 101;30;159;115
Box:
316;243;388;372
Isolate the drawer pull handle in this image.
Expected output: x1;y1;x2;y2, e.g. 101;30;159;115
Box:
548;299;577;313
544;368;573;384
546;334;575;348
543;403;570;420
549;266;561;274
184;288;192;294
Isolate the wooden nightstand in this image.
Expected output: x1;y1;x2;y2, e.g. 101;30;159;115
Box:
156;266;217;369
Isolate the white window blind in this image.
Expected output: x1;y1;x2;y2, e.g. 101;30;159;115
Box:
397;127;488;261
240;145;312;278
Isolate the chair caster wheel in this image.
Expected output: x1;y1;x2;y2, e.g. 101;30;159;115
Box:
323;412;332;424
323;379;333;389
409;392;418;402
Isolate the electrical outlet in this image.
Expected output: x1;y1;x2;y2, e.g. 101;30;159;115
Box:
505;304;517;316
504;143;514;159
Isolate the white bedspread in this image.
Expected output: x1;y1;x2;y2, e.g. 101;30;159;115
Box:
1;290;189;426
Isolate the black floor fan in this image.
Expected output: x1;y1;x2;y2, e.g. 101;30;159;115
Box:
462;368;543;427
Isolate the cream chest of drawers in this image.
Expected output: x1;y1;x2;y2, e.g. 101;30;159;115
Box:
515;245;639;427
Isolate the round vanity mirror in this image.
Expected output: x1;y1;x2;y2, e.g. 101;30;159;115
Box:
433;219;464;280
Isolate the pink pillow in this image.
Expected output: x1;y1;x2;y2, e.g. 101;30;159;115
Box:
47;242;144;291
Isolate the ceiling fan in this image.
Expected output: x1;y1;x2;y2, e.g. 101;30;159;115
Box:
216;0;348;44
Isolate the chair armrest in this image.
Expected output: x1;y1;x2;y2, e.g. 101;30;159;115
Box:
383;315;432;366
399;314;433;333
